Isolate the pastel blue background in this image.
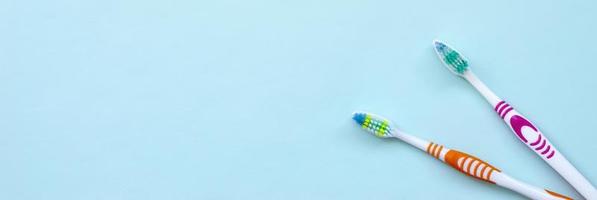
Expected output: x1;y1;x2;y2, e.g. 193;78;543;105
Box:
1;0;596;199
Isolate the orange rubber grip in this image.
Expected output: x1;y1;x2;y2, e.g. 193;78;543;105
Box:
427;143;501;184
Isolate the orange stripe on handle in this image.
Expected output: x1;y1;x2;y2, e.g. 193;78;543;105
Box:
473;161;482;177
479;165;488;178
426;143;444;159
545;189;573;200
426;142;434;154
435;145;443;158
430;143;437;156
466;159;473;174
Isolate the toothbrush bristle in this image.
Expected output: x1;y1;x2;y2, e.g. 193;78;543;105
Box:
352;112;394;138
433;40;469;75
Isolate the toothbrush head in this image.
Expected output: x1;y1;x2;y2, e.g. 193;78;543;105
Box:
433;40;469;76
352;112;395;138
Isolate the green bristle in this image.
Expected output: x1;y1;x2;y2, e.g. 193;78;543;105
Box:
352;112;394;138
434;40;469;75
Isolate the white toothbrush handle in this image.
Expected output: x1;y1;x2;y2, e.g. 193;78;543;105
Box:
493;172;572;200
392;131;572;199
464;71;597;199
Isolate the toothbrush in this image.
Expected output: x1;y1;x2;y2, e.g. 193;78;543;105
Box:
432;40;596;199
352;112;573;200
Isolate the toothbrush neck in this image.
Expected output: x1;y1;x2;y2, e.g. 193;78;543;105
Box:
391;129;429;151
463;71;502;106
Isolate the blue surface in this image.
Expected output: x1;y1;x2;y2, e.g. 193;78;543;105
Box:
2;0;596;199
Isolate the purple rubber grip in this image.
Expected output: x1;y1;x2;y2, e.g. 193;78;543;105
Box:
495;101;555;159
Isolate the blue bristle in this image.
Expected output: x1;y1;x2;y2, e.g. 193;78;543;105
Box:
434;41;447;52
352;112;366;125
